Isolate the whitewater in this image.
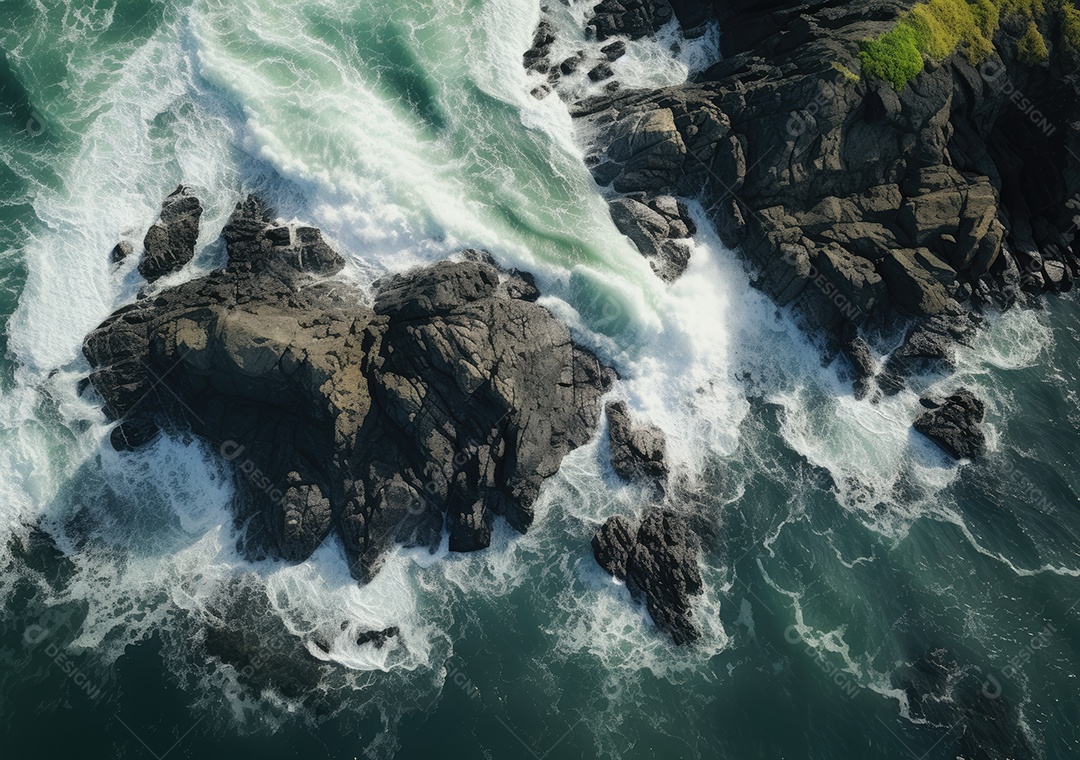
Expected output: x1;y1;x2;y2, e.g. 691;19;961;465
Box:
2;0;1079;758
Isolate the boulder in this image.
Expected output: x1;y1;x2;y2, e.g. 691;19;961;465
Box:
601;41;627;61
606;400;668;482
110;240;133;264
139;186;203;282
913;388;987;460
592;508;703;644
608;194;697;281
841;336;876;401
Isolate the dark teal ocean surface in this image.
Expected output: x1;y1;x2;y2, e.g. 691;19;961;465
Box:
2;1;1079;758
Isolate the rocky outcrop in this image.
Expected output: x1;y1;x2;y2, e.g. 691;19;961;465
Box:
586;0;673;41
592;508;704;645
84;192;613;581
607;194;697;281
354;626;399;649
593;403;704;644
567;0;1080;369
878;308;982;395
139;185;203;282
605;400;669;482
914;388;987;460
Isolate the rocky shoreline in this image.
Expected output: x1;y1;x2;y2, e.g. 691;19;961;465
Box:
528;0;1079;381
77;0;1080;648
520;0;1079;635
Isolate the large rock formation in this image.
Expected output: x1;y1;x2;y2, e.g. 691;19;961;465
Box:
84;193;613;580
568;0;1080;360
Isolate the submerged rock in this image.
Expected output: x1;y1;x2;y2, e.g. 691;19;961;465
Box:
110;240;133;265
913;388;987;460
896;647;1035;759
84;191;614;582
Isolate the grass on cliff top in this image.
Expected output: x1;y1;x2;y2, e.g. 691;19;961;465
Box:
858;0;1063;89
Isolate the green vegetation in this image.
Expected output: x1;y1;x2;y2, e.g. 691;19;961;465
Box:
1061;2;1080;52
858;0;1066;89
859;25;925;89
1017;19;1050;61
832;62;862;82
859;0;997;90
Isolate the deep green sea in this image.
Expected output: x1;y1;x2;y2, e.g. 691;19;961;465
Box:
2;1;1079;758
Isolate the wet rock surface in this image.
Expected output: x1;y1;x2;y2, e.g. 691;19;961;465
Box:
84;191;614;581
914;388;987;460
138;185;203;282
592;508;704;645
605;400;669;482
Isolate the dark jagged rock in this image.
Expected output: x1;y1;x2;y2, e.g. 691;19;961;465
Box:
138;185;203;282
110;240;132;264
841;336;876;401
879;309;982;395
913;388;987;460
84;193;614;582
607;194;696;281
592;514;636;579
523;19;556;75
601;40;627;62
592;508;703;645
559;54;584;77
355;625;399;649
568;0;1080;383
586;0;673;41
588;62;615;83
606;400;668;482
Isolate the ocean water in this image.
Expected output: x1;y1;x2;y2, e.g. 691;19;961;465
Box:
1;1;1079;758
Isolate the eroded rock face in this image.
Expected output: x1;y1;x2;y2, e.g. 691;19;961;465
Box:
139;185;203;282
568;0;1080;370
592;509;704;645
586;0;673;41
913;388;987;460
606;401;669;482
607;194;697;281
84;193;613;581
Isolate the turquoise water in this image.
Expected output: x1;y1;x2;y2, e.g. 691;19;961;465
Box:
2;1;1079;757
